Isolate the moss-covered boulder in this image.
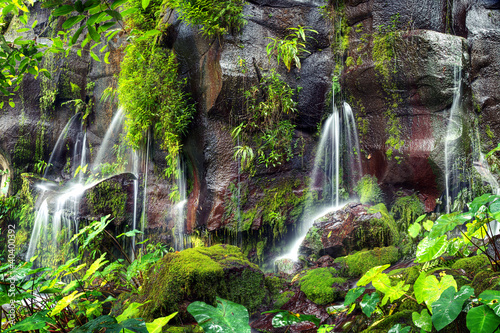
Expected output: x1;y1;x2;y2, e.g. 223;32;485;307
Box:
299;202;399;258
335;246;400;277
299;267;348;305
139;244;268;320
451;254;490;276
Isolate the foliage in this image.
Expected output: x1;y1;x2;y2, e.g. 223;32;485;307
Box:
167;0;246;38
354;174;383;205
266;25;318;71
390;193;424;232
335;246;400;278
262;309;320;329
118;35;195;179
187;297;251;333
232;69;299;170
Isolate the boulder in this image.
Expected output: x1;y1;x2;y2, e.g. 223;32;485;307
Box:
299;202;399;258
139;244;268;320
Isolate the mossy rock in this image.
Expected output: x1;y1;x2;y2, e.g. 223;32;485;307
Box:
360;310;416;333
451;254;490;276
139;244;267;320
299;267;347;305
335;246;400;278
274;291;296;308
363;203;400;246
471;270;500;295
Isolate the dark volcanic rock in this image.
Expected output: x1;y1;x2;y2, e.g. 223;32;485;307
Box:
299;202;399;258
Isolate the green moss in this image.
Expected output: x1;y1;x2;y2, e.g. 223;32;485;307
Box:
305;226;323;254
390;193;424;232
300;267;346;305
403;265;420;285
274;291;295;308
486;125;495;139
357;57;363;66
452;255;490;276
140;245;267;320
335;246;400;278
354;175;383;205
357;203;400;248
471;270;500;296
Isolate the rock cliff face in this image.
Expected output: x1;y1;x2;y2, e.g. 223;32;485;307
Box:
1;0;499;259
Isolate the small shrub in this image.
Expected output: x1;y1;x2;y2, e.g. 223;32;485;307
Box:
354;175;383;205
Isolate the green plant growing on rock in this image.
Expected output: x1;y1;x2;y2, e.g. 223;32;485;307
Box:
167;0;246;38
266;25;318;71
232;69;299;170
391;193;424;232
354;174;383;205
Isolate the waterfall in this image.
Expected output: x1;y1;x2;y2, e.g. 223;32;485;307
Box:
278;100;362;261
173;156;187;251
444;66;463;213
26;109;142;263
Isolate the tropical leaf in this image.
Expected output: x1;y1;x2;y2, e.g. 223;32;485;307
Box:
479;290;500;316
408;222;421;238
422;219;434;231
414;272;457;310
50;291;84;316
415;235;447;263
388;323;411;333
412;309;432;332
344;287;365;306
3;310;56;333
187;297;251;333
432;286;474;331
357;264;390;286
145;312;177;333
360;292;380;317
264;310;321;328
466;305;500;333
380;280;410;306
69;315;148;333
429;213;470;239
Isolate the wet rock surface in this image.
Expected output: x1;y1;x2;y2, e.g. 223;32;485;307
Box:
299;202;399;258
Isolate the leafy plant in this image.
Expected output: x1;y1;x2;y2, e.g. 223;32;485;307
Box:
166;0;246;38
187;297;251;332
266;25;318;71
354;174;383;205
232;69;299;170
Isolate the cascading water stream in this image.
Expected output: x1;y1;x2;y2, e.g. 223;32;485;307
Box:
26;200;49;260
444;66;463;213
278;101;362;261
173;156;187;251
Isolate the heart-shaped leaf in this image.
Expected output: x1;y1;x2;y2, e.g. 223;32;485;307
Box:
360;292;380;317
357;264;390;286
188;297;251;333
432;286;474;331
429;213;469;239
344;287;365;307
412;309;432;332
415;235;448;263
479;290;500;316
466;305;500;333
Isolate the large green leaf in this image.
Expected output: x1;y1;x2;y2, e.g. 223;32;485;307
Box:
357;264;390;286
414;273;457;310
466;305;500;333
429;213;470;239
415;235;448;263
360;292;379;317
432;286;474;331
412;309;432;332
69;315;148;333
479;290;500;316
145;312;177;333
187;297;251;333
344;287;365;306
3;310;56;332
408;222;422;238
381;280;410;306
469;194;500;215
264;310;320;328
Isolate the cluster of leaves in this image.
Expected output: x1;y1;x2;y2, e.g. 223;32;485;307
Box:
266;25;318;71
187;297;335;333
232;69;299;171
166;0;246;38
341;191;500;332
1;215;173;332
119;35;195;179
345;264;500;333
354;174;383;205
